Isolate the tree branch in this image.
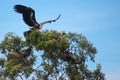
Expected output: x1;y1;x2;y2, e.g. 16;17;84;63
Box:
19;75;24;80
15;74;24;80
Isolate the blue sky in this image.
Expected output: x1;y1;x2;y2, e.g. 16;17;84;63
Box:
0;0;120;80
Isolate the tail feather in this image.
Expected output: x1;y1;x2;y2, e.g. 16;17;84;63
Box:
14;5;28;13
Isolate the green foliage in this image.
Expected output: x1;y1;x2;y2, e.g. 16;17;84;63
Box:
0;30;105;80
0;58;5;67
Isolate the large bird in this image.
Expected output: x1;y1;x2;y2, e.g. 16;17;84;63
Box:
14;5;61;29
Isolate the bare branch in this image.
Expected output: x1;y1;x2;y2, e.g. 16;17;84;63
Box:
15;74;24;80
19;75;24;80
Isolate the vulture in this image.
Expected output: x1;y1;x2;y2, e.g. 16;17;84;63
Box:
14;4;61;29
9;46;33;66
63;51;76;64
9;46;33;58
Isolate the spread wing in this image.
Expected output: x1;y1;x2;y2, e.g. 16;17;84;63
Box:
39;14;61;28
14;5;39;27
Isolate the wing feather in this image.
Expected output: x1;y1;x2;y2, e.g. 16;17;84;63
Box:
14;5;39;27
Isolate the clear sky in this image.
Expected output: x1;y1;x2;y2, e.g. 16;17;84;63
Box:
0;0;120;80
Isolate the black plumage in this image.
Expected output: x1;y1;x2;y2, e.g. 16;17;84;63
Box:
14;4;61;29
14;5;40;29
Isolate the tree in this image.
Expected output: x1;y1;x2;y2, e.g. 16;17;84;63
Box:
0;29;105;80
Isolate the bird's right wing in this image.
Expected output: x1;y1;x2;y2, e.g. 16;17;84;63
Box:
14;5;39;27
14;5;29;13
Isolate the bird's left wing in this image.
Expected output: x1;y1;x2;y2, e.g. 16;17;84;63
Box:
39;14;61;28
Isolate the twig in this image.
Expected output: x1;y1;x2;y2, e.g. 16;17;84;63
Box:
19;75;24;80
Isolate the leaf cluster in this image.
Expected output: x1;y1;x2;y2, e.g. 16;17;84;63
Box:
0;30;105;80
